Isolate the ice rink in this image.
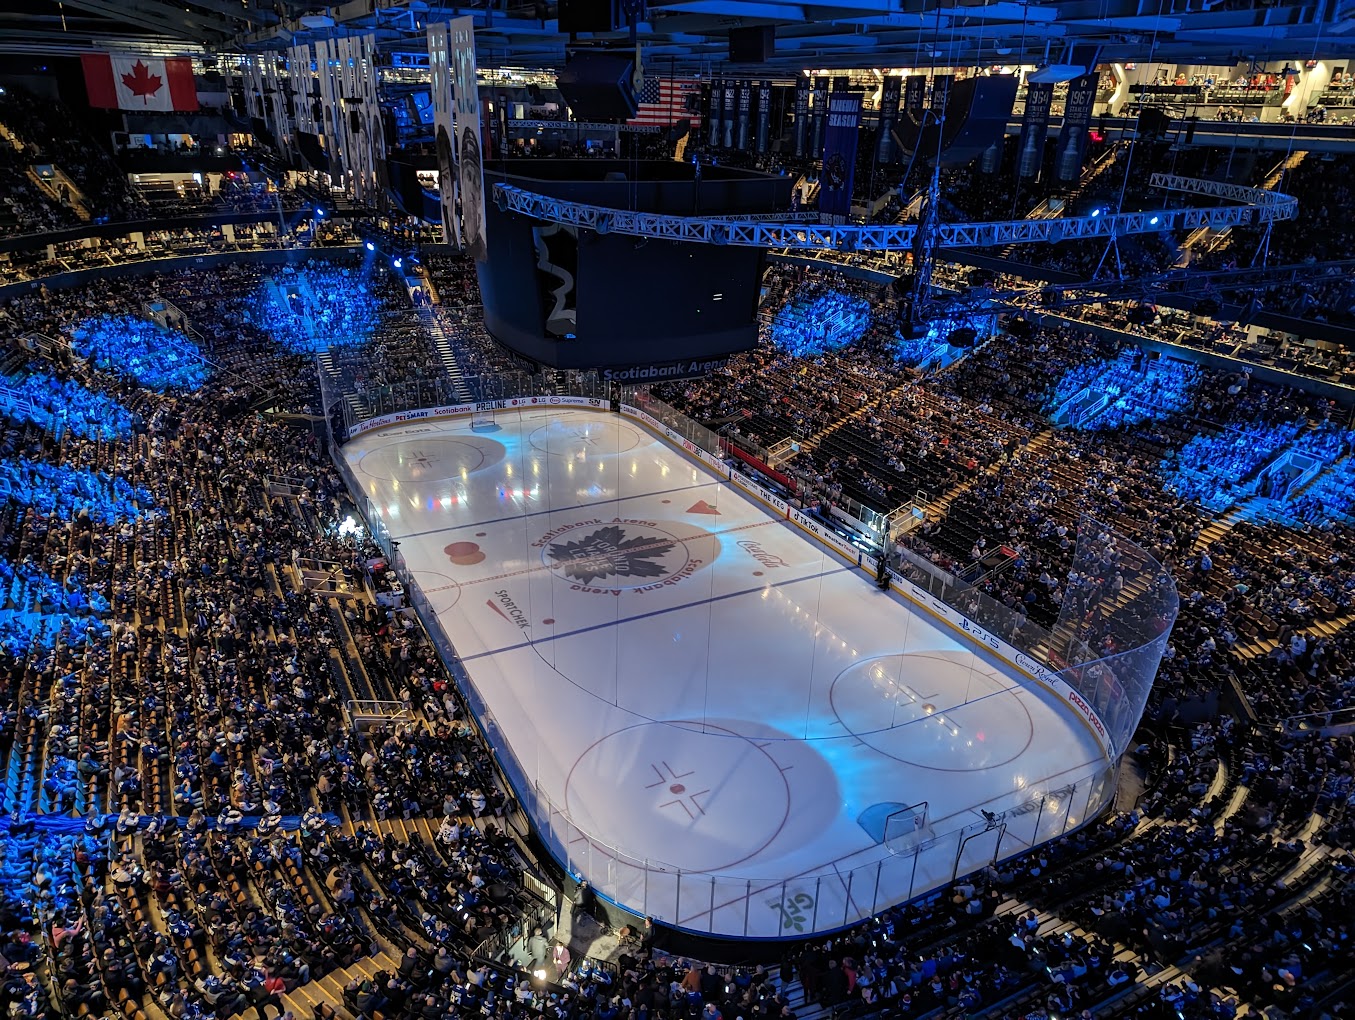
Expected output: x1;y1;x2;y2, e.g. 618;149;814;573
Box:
343;407;1110;937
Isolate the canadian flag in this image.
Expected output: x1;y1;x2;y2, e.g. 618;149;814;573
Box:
81;54;198;112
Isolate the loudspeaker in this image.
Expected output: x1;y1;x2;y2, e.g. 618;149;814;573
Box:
729;25;774;63
1007;316;1032;339
559;0;618;33
527;83;543;104
1184;115;1198;144
892;75;1018;167
349;109;363;134
556;52;638;121
1139;107;1171;139
946;326;978;347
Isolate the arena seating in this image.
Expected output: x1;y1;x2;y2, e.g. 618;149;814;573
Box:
1;210;1355;1020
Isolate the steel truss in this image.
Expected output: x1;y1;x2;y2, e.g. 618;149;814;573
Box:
490;175;1297;253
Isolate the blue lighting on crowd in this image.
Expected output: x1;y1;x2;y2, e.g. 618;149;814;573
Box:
68;316;208;391
0;556;109;655
0;830;104;925
894;314;995;367
1051;354;1201;430
769;289;872;357
1161;418;1301;510
248;265;392;353
0;370;139;440
0;458;156;525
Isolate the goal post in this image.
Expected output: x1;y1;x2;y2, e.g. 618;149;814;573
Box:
882;801;929;854
471;408;495;432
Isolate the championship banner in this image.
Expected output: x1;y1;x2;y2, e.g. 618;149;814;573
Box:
426;20;460;246
818;90;862;221
793;77;810;157
736;81;752;151
877;75;902;163
450;16;487;261
1017;81;1054;179
810;76;830;157
708;79;724;147
721;80;736;148
82;53;198;111
903;74;925;113
930;74;953;118
756;81;771;154
1055;73;1097;182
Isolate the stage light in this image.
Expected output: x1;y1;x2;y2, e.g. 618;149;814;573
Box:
392;257;402;269
365;241;375;252
1090;207;1101;217
1149;215;1160;225
315;207;325;218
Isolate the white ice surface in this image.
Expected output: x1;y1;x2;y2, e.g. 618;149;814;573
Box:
344;409;1108;937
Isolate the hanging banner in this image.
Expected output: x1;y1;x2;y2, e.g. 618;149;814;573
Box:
314;40;347;181
930;74;953;118
1017;81;1054;179
877;75;902;163
903;74;925;114
756;80;771;154
333;34;387;205
82;53;198;111
450;16;487;260
1055;73;1097;182
819;90;862;221
810;76;830;156
736;81;752;151
793;77;810;157
708;79;724;147
426;21;460;246
721;81;736;148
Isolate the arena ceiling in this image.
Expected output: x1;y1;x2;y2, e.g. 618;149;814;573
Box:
3;0;1354;69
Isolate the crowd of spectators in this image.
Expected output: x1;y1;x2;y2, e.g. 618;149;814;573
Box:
0;148;1354;1020
0;88;147;227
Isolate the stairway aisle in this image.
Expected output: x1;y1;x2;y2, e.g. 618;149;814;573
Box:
418;306;476;404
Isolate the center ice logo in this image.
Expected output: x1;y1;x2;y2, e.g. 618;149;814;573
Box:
546;525;677;585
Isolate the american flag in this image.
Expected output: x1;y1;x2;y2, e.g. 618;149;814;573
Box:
628;76;703;128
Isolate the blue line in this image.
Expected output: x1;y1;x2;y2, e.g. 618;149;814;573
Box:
461;566;850;662
389;480;722;541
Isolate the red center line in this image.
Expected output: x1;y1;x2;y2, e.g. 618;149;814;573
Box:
421;518;784;593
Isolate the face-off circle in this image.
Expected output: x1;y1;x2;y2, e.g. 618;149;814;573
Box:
529;419;641;459
358;436;506;482
564;721;791;873
829;651;1034;771
538;519;695;591
408;570;462;614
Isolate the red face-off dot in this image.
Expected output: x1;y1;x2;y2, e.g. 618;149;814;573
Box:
542;618;555;625
444;541;486;566
669;784;686;794
661;499;671;504
753;571;764;577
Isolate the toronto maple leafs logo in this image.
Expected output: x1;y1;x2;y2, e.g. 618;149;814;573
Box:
546;525;677;585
